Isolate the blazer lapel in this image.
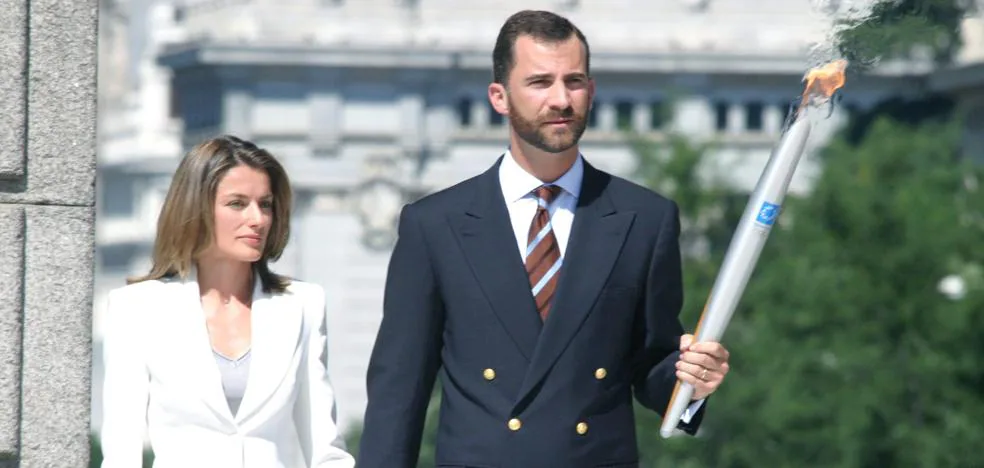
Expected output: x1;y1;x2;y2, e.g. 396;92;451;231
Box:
448;158;542;361
516;163;635;401
235;280;303;423
179;275;239;424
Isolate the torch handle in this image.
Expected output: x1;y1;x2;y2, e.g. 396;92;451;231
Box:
658;114;812;438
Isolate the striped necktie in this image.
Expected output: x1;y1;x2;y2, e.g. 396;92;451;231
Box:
526;185;563;321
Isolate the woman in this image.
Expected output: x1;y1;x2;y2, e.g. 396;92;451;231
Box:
99;135;355;467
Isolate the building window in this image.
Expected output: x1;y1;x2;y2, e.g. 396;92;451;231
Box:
489;102;504;126
745;102;763;131
100;172;135;218
99;243;138;272
714;101;728;131
169;86;180;119
457;97;471;127
777;99;793;121
615;101;634;131
650;101;667;129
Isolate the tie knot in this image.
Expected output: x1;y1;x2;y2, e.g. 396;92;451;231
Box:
533;185;562;204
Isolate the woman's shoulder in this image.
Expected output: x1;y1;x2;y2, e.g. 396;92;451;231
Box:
283;279;326;303
282;280;328;327
108;277;181;302
103;278;183;328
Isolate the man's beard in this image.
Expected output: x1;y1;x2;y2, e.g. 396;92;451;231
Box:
508;98;588;154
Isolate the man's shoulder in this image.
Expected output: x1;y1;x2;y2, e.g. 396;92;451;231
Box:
402;170;489;218
592;165;677;215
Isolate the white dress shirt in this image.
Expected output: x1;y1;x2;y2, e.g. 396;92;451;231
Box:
498;148;582;261
497;149;705;425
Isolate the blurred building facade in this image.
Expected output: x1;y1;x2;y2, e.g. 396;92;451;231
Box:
92;0;984;435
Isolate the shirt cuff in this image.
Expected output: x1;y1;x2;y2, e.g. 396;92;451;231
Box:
679;398;705;425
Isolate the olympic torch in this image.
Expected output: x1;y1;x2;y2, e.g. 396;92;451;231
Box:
659;59;849;438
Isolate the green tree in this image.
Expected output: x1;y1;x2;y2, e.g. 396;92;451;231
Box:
629;1;984;465
344;386;442;467
632;115;984;467
835;0;978;68
628;131;745;467
88;434;154;467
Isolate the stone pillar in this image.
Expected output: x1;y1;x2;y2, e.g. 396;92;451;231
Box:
222;83;254;139
470;99;490;128
0;0;98;466
672;96;714;140
310;70;344;157
632;102;652;133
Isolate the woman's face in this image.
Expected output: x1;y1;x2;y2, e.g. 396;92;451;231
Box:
205;164;274;263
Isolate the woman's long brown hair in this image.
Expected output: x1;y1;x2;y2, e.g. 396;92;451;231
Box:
128;135;293;293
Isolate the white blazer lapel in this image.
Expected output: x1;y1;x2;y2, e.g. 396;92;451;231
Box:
235;280;303;423
177;273;239;425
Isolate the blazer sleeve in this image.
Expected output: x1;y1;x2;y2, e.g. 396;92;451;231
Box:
631;200;707;434
99;288;151;467
357;203;445;468
293;285;356;468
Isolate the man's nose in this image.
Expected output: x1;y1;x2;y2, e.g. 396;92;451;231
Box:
546;81;571;110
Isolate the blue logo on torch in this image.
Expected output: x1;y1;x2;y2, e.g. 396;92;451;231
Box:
755;201;780;226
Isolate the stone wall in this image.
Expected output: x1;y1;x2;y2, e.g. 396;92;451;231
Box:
0;0;98;466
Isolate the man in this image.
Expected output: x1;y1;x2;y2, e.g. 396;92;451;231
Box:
358;10;731;468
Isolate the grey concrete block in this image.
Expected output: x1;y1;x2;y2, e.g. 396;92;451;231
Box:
19;206;94;467
0;0;26;180
0;0;97;206
0;206;24;459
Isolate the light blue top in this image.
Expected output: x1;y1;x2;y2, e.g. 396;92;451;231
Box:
213;348;251;416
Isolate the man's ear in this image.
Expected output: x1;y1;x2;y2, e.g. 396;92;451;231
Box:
488;82;509;115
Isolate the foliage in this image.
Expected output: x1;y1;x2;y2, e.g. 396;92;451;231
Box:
629;2;984;463
834;0;978;68
631;114;984;467
344;386;442;468
88;434;154;468
840;95;955;146
628;130;742;466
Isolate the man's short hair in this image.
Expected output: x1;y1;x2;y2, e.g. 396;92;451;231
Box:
492;10;591;85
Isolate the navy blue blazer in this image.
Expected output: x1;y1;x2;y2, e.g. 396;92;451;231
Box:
358;157;704;468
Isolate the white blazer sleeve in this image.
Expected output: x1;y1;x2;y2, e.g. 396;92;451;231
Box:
294;286;355;467
99;288;150;467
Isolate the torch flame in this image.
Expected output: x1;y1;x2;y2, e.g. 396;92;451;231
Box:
799;59;848;108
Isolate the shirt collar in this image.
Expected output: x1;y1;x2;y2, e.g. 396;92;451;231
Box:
499;148;584;203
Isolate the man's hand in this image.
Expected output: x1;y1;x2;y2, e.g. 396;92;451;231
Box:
676;334;730;401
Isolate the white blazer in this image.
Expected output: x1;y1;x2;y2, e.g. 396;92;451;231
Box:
99;272;355;468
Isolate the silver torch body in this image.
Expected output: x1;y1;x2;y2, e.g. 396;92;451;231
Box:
659;106;813;438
